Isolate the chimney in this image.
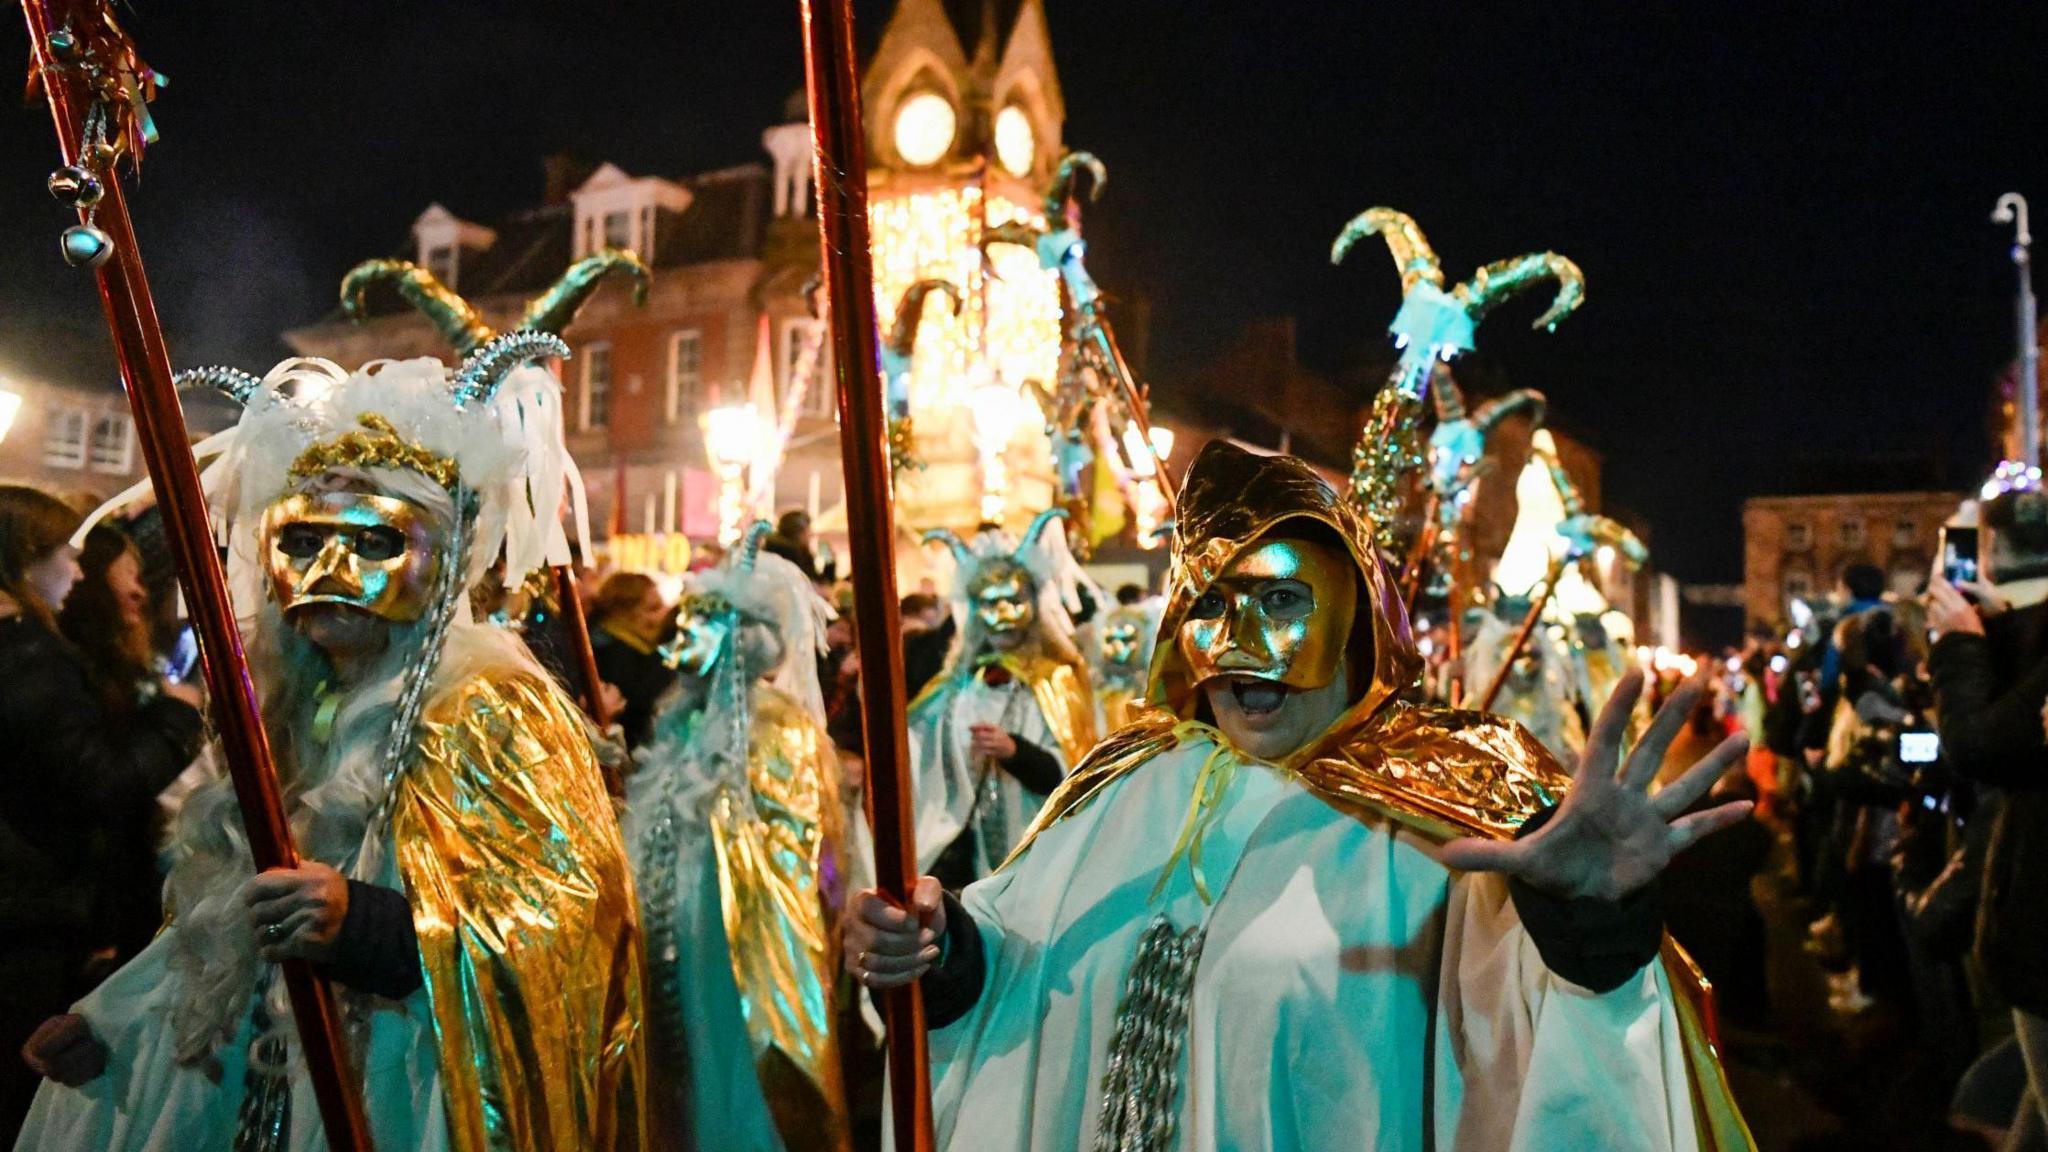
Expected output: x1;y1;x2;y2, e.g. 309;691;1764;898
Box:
542;152;596;207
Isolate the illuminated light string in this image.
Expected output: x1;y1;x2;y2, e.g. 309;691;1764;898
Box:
869;187;1063;524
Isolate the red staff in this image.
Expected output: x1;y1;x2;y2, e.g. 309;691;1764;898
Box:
797;1;935;1149
18;3;372;1148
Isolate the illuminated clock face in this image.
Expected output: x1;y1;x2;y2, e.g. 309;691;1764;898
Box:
995;104;1036;176
893;92;957;168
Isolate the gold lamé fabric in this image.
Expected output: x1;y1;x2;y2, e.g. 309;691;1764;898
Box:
710;688;851;1152
393;670;647;1152
1005;441;1753;1150
998;650;1099;767
1097;684;1142;734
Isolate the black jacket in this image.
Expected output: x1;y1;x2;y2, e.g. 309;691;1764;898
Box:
1928;603;2048;1016
592;626;676;752
0;613;203;940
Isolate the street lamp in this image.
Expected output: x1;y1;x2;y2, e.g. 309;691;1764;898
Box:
1994;192;2039;469
0;386;21;445
968;378;1026;525
702;403;765;546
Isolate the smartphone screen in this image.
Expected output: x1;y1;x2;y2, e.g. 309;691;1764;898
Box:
1899;731;1941;764
1941;526;1979;586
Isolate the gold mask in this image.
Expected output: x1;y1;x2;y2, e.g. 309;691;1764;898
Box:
1178;534;1358;690
1102;611;1146;670
263;491;440;623
969;560;1036;638
662;593;736;677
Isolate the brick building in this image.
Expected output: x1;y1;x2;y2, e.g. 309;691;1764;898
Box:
1742;490;1964;629
284;0;1074;567
0;325;235;505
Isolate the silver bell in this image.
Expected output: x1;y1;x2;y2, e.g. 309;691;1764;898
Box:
60;223;114;269
47;165;104;208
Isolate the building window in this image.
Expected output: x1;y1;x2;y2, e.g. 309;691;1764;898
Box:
1785;522;1811;551
1893;519;1918;548
1840;517;1865;549
42;408;87;469
602;211;633;251
88;412;132;473
666;330;702;424
581;342;613;430
781;318;832;419
1784;569;1814;604
424;243;457;288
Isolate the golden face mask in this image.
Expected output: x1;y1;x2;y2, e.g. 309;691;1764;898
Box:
969;561;1036;638
263;491;441;623
662;594;736;677
1178;534;1358;690
1102;611;1145;669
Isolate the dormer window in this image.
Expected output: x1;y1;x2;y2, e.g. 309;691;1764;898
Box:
572;163;691;260
410;203;496;291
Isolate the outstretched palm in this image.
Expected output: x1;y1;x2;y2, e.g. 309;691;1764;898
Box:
1442;670;1753;902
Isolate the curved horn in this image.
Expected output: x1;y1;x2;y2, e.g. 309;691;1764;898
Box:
1533;440;1587;519
919;527;973;569
1015;506;1069;557
735;520;774;573
1472;388;1549;436
1330;207;1446;295
887;279;963;357
1044;151;1107;219
339;259;495;355
1429;362;1468;423
449;331;572;409
1455;252;1586;332
518;247;651;336
174;365;262;405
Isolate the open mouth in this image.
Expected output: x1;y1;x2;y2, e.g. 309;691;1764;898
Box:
1225;675;1288;717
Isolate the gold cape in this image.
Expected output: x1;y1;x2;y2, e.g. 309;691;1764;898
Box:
393;669;647;1152
1004;443;1754;1152
709;687;852;1152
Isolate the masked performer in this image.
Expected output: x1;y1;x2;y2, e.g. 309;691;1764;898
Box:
909;512;1099;891
1461;601;1587;763
849;442;1753;1151
17;345;645;1152
1094;598;1161;733
624;523;850;1151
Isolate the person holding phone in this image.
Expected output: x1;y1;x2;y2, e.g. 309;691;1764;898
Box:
1926;481;2048;1143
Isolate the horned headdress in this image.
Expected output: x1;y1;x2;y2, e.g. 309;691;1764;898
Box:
921;508;1089;656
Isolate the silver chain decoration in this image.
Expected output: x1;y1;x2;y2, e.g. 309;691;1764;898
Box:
1093;914;1208;1152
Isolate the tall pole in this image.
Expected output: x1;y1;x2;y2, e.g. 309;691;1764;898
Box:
797;2;935;1150
1996;193;2039;468
17;3;371;1148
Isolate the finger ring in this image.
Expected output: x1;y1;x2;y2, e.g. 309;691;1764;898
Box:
262;923;286;944
856;950;869;974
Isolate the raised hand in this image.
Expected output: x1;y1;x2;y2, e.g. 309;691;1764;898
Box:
1440;670;1753;902
844;875;945;989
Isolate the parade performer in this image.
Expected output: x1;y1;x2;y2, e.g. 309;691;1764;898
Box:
1093;597;1161;732
849;442;1753;1151
624;522;852;1151
909;511;1099;890
1461;598;1587;762
16;341;645;1151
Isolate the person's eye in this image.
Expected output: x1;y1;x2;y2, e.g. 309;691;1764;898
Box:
353;527;408;562
277;525;326;559
1263;585;1309;615
1189;591;1225;619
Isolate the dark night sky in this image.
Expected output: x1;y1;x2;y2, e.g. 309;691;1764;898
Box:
3;2;2046;583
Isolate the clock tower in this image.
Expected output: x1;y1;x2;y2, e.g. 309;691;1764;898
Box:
860;0;1068;532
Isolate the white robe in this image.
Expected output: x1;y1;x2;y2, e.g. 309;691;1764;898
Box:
929;732;1700;1152
14;855;452;1152
909;672;1070;879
